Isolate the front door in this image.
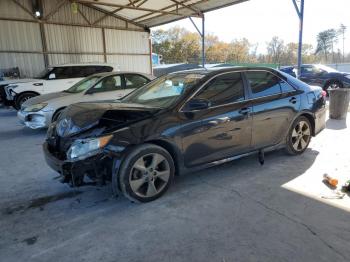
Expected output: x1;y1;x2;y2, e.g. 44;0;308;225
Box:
180;72;253;167
83;75;124;101
43;66;81;94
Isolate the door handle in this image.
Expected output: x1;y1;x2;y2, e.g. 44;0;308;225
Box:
238;107;251;115
289;97;297;104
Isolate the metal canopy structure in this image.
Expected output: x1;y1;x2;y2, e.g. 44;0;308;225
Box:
292;0;305;78
73;0;249;67
74;0;249;28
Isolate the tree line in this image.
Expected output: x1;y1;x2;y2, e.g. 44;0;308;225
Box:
152;24;349;66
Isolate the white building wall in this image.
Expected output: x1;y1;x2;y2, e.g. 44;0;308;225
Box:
0;0;151;78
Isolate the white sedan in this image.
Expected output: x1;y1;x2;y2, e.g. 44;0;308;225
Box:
17;72;155;129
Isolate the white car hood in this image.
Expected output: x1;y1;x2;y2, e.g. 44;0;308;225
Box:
0;78;37;85
23;91;73;107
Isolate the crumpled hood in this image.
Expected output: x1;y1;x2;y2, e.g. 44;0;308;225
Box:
58;101;159;136
22;91;72;107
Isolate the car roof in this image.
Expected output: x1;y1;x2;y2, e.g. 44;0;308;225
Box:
90;71;154;78
171;66;280;77
48;63;119;68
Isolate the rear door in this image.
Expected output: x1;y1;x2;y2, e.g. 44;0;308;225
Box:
180;72;253;167
245;71;300;149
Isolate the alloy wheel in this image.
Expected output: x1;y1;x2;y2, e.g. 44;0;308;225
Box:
129;153;170;198
291;120;311;152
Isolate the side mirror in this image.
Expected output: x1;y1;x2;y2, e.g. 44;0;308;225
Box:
184;98;211;111
48;73;56;79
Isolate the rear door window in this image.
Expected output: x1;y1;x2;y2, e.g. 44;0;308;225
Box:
246;71;281;98
62;66;114;79
71;66;94;78
195;72;245;106
124;74;150;89
50;67;73;79
94;66;113;73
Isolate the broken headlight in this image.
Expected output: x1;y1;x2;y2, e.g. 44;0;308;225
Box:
67;135;113;160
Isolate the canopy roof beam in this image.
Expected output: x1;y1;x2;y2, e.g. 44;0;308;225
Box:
75;0;202;18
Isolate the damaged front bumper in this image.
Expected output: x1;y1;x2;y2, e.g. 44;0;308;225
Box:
17;110;52;129
43;142;118;187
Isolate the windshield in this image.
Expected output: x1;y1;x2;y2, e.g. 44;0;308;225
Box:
35;68;52;79
64;76;101;93
121;73;205;108
315;64;338;73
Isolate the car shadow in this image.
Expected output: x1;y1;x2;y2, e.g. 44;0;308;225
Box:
326;118;347;130
0;127;47;140
171;148;319;195
0;109;17;117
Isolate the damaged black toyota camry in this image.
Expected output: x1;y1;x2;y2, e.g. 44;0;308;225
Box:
43;67;326;202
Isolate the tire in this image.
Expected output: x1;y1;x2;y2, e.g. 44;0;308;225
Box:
323;80;343;96
115;144;175;203
52;108;65;122
15;92;38;110
285;116;312;155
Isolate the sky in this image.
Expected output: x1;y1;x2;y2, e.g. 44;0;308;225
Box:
153;0;350;54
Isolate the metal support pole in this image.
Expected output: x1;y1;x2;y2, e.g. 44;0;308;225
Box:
201;15;205;67
293;0;304;79
39;22;49;67
189;15;205;67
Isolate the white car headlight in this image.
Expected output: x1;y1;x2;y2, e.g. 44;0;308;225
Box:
23;103;48;112
67;135;113;160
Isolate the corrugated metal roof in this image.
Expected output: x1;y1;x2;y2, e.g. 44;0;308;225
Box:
75;0;249;28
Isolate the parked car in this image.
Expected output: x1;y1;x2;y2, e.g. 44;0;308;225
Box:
43;67;326;202
1;78;40;106
279;66;296;77
280;64;350;94
3;63;119;109
17;72;154;129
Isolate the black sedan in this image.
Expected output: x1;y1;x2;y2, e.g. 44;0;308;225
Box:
43;67;326;202
280;64;350;93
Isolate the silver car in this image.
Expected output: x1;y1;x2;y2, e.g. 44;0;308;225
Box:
17;72;155;129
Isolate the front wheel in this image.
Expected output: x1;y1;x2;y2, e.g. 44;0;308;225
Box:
115;144;175;203
15;93;37;110
285;116;312;155
52;108;65;122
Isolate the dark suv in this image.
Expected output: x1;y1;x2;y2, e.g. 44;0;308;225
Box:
43;67;326;202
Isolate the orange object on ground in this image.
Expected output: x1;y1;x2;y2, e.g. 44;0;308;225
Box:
323;174;338;187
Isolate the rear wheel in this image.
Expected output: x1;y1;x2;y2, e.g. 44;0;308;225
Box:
286;116;312;155
115;144;175;203
15;92;38;110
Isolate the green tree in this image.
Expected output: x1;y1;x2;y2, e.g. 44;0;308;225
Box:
315;29;338;62
338;24;347;62
266;36;285;64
